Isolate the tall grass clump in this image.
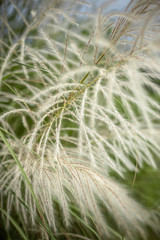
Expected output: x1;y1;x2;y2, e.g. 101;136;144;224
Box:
0;0;160;239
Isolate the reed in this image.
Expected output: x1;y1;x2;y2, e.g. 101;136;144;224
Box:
0;0;160;239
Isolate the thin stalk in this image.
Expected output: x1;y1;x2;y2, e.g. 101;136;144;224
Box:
0;130;56;240
0;207;28;240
